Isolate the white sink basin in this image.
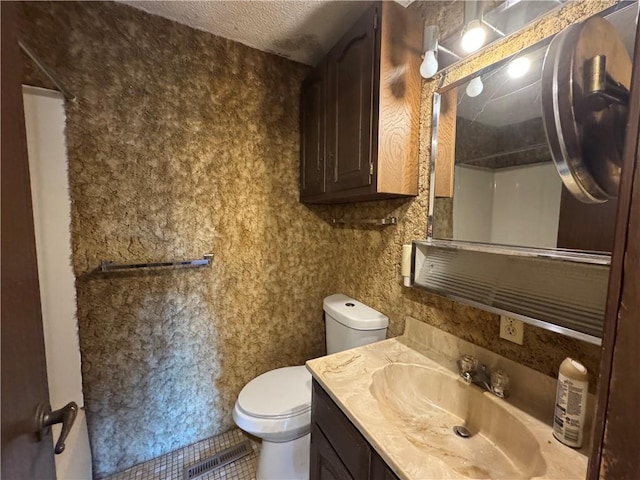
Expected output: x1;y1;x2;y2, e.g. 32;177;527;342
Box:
370;363;547;479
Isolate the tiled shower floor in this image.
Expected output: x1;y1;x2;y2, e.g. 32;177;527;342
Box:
104;428;259;480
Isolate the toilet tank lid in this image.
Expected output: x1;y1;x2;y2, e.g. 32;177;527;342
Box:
323;294;389;330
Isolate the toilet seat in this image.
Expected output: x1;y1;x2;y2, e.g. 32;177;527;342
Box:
233;366;312;443
238;366;312;418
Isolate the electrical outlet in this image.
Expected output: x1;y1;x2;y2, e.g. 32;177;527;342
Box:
500;316;524;345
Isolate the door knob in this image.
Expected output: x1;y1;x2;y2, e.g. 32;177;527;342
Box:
35;401;78;454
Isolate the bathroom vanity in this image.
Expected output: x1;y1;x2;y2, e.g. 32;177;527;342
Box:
306;318;591;480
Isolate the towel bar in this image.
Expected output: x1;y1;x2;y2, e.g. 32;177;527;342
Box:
98;254;213;272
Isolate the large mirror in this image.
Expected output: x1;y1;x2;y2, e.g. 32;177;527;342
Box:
429;1;638;254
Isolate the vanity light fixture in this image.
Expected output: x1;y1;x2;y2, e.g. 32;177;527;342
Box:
466;76;484;97
507;57;531;78
420;25;439;79
461;19;487;53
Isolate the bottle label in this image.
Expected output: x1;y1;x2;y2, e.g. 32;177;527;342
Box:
553;372;588;447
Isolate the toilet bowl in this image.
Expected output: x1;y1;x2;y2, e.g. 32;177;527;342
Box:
233;366;312;480
233;294;388;480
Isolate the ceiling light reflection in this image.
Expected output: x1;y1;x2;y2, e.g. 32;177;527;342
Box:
508;57;530;78
461;20;486;53
466;76;484;97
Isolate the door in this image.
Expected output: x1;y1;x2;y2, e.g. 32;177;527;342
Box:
1;2;57;478
300;62;326;199
23;85;93;480
309;425;354;480
370;452;400;480
326;5;378;193
588;13;640;479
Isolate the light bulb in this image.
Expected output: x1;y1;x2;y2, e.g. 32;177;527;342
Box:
507;57;530;79
420;50;438;78
461;20;486;53
466;76;483;97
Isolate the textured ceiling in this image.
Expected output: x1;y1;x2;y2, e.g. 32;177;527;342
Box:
120;1;387;66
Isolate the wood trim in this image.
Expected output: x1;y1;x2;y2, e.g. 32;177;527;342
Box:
587;16;640;480
376;0;421;196
434;88;457;198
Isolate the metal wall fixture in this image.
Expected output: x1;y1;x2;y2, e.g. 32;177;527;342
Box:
421;0;491;78
541;16;632;203
99;254;213;272
420;25;463;80
411;240;610;344
331;217;398;226
19;41;76;102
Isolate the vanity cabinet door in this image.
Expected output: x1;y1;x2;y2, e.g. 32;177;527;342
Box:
300;62;326;200
371;451;400;480
310;424;354;480
325;4;377;195
311;381;371;479
311;380;402;480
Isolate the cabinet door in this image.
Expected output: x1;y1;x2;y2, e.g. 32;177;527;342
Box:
312;381;371;479
370;451;400;480
300;63;326;199
326;5;378;193
310;424;354;480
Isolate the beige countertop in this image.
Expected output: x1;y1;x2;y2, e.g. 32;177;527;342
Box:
306;317;590;480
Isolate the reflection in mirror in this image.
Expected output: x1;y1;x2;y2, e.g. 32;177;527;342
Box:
434;0;569;73
453;37;561;249
430;1;638;253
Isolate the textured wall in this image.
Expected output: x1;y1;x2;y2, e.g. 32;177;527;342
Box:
20;0;616;477
318;0;615;386
20;2;333;477
456;117;550;168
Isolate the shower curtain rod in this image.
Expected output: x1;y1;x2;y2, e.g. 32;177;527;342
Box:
19;40;76;102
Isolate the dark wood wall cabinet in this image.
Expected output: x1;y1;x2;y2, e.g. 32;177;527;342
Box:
300;2;422;204
310;380;400;480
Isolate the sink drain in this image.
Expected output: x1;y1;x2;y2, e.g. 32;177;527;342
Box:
453;425;471;438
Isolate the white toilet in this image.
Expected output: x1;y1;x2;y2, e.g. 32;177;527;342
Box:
233;294;389;480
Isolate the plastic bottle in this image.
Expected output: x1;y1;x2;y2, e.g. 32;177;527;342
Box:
553;357;588;448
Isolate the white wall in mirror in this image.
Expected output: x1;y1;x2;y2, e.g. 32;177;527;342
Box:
453;167;493;243
453;163;562;248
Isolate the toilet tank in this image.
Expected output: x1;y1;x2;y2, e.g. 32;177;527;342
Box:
323;294;389;354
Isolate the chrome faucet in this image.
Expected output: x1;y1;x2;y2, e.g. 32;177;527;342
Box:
457;354;510;398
